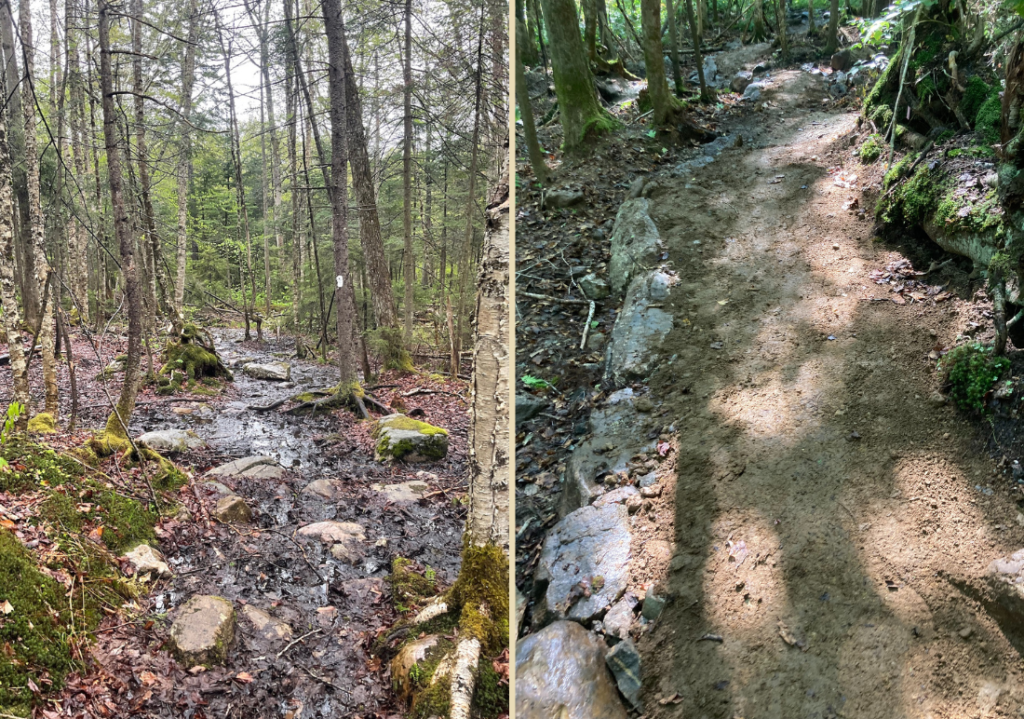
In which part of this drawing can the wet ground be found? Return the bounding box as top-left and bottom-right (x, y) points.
(48, 330), (469, 718)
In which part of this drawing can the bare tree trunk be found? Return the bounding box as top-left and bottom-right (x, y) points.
(515, 41), (549, 185)
(285, 0), (300, 330)
(19, 0), (58, 419)
(96, 0), (143, 447)
(641, 0), (676, 122)
(0, 100), (28, 426)
(322, 0), (357, 391)
(402, 0), (415, 345)
(685, 0), (715, 102)
(666, 0), (684, 95)
(775, 0), (789, 60)
(174, 0), (197, 332)
(824, 0), (839, 53)
(67, 0), (90, 324)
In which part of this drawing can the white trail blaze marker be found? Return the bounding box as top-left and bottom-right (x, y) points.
(336, 275), (344, 289)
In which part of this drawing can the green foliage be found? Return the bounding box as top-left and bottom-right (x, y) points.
(961, 76), (992, 123)
(859, 135), (883, 163)
(521, 374), (554, 390)
(940, 342), (1010, 411)
(975, 93), (1002, 143)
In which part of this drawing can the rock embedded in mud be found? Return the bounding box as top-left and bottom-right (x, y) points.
(587, 332), (606, 351)
(731, 70), (753, 93)
(605, 271), (676, 385)
(642, 584), (667, 620)
(543, 189), (585, 209)
(743, 82), (765, 101)
(579, 273), (610, 301)
(302, 478), (340, 500)
(137, 428), (206, 454)
(534, 504), (632, 628)
(604, 595), (638, 641)
(392, 634), (444, 702)
(168, 595), (235, 667)
(516, 394), (546, 425)
(239, 604), (293, 647)
(983, 549), (1024, 631)
(207, 455), (284, 480)
(608, 199), (663, 297)
(593, 485), (639, 508)
(242, 361), (292, 381)
(125, 543), (172, 580)
(371, 480), (430, 503)
(298, 520), (366, 563)
(214, 495), (252, 523)
(605, 638), (643, 711)
(516, 621), (628, 719)
(373, 414), (449, 462)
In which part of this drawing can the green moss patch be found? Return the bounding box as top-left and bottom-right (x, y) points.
(975, 92), (1002, 144)
(389, 557), (438, 613)
(26, 413), (56, 434)
(0, 438), (87, 494)
(0, 529), (75, 713)
(859, 135), (882, 163)
(446, 542), (509, 654)
(941, 342), (1010, 411)
(961, 76), (992, 123)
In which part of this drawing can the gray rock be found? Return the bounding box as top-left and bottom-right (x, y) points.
(743, 82), (765, 101)
(638, 471), (659, 488)
(604, 595), (638, 641)
(207, 455), (284, 479)
(137, 429), (206, 454)
(516, 393), (546, 425)
(125, 543), (171, 580)
(730, 70), (753, 93)
(593, 485), (639, 508)
(516, 588), (528, 635)
(297, 520), (365, 563)
(984, 549), (1024, 630)
(605, 271), (676, 384)
(831, 48), (854, 72)
(562, 388), (650, 516)
(702, 56), (718, 85)
(626, 176), (647, 199)
(752, 62), (769, 75)
(239, 604), (293, 647)
(373, 414), (449, 462)
(302, 478), (340, 500)
(516, 621), (628, 719)
(242, 361), (292, 381)
(371, 480), (430, 503)
(214, 495), (252, 523)
(579, 273), (610, 301)
(169, 595), (235, 666)
(640, 484), (662, 498)
(606, 638), (643, 711)
(544, 189), (585, 209)
(534, 504), (632, 628)
(642, 584), (667, 620)
(587, 332), (606, 351)
(608, 199), (662, 297)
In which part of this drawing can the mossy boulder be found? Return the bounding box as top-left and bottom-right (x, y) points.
(137, 428), (206, 454)
(168, 595), (235, 667)
(26, 412), (56, 434)
(373, 414), (449, 462)
(157, 324), (232, 395)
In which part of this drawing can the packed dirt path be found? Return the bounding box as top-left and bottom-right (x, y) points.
(634, 63), (1024, 718)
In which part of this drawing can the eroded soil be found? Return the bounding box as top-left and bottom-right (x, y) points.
(518, 45), (1024, 719)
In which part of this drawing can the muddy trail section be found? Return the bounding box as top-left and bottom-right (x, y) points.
(12, 329), (469, 719)
(517, 44), (1024, 719)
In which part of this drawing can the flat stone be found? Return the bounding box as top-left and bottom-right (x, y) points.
(371, 480), (430, 503)
(642, 584), (667, 620)
(638, 472), (659, 488)
(198, 479), (235, 497)
(604, 595), (638, 641)
(516, 394), (546, 425)
(516, 621), (628, 719)
(239, 604), (293, 646)
(214, 495), (252, 523)
(373, 414), (448, 462)
(207, 455), (284, 479)
(297, 520), (366, 544)
(592, 485), (638, 508)
(606, 638), (643, 711)
(608, 199), (662, 297)
(731, 70), (753, 93)
(579, 273), (610, 301)
(137, 429), (205, 454)
(302, 478), (340, 500)
(125, 543), (171, 580)
(534, 504), (632, 628)
(544, 189), (585, 209)
(605, 271), (676, 385)
(242, 361), (292, 381)
(169, 595), (235, 667)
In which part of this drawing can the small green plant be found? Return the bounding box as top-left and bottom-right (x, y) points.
(940, 342), (1010, 411)
(425, 566), (436, 586)
(409, 662), (424, 685)
(0, 402), (24, 470)
(521, 374), (554, 390)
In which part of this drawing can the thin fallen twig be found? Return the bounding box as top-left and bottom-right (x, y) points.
(518, 291), (590, 305)
(276, 628), (322, 659)
(580, 301), (596, 350)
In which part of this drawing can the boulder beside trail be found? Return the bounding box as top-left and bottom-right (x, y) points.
(516, 621), (628, 719)
(124, 543), (172, 581)
(137, 429), (206, 454)
(605, 270), (676, 384)
(242, 361), (292, 381)
(207, 455), (284, 480)
(533, 503), (632, 628)
(608, 199), (662, 297)
(214, 495), (252, 523)
(373, 414), (449, 462)
(168, 595), (235, 666)
(516, 394), (546, 425)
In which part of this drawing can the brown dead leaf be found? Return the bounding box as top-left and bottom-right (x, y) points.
(138, 670), (157, 686)
(234, 671), (254, 684)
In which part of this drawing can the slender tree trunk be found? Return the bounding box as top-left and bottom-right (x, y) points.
(528, 0), (548, 71)
(753, 0), (766, 40)
(402, 0), (415, 345)
(174, 0), (197, 331)
(666, 0), (684, 95)
(260, 82), (271, 314)
(516, 44), (549, 185)
(322, 0), (357, 391)
(775, 0), (789, 60)
(540, 0), (612, 153)
(19, 0), (58, 419)
(825, 0), (839, 53)
(641, 0), (676, 123)
(286, 0), (300, 331)
(0, 100), (28, 426)
(584, 0), (598, 60)
(97, 0), (143, 444)
(685, 0), (715, 102)
(67, 0), (89, 323)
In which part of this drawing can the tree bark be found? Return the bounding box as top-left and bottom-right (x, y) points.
(67, 0), (90, 324)
(540, 0), (612, 153)
(825, 0), (839, 53)
(0, 97), (28, 426)
(19, 0), (58, 418)
(666, 0), (684, 95)
(641, 0), (676, 123)
(516, 41), (549, 185)
(402, 0), (415, 346)
(174, 0), (198, 331)
(97, 0), (143, 444)
(685, 0), (715, 102)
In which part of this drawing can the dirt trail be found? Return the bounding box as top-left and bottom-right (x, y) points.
(55, 331), (468, 718)
(634, 62), (1024, 718)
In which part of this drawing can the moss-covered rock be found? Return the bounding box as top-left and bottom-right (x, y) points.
(155, 325), (232, 396)
(168, 595), (236, 667)
(26, 412), (56, 434)
(373, 414), (449, 462)
(961, 76), (993, 123)
(976, 92), (1002, 143)
(859, 135), (882, 163)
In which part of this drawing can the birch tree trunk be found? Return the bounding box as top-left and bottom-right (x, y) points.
(19, 0), (59, 419)
(0, 100), (28, 426)
(402, 0), (415, 345)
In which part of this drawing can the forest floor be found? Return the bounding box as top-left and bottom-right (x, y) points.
(517, 36), (1024, 719)
(0, 327), (474, 719)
